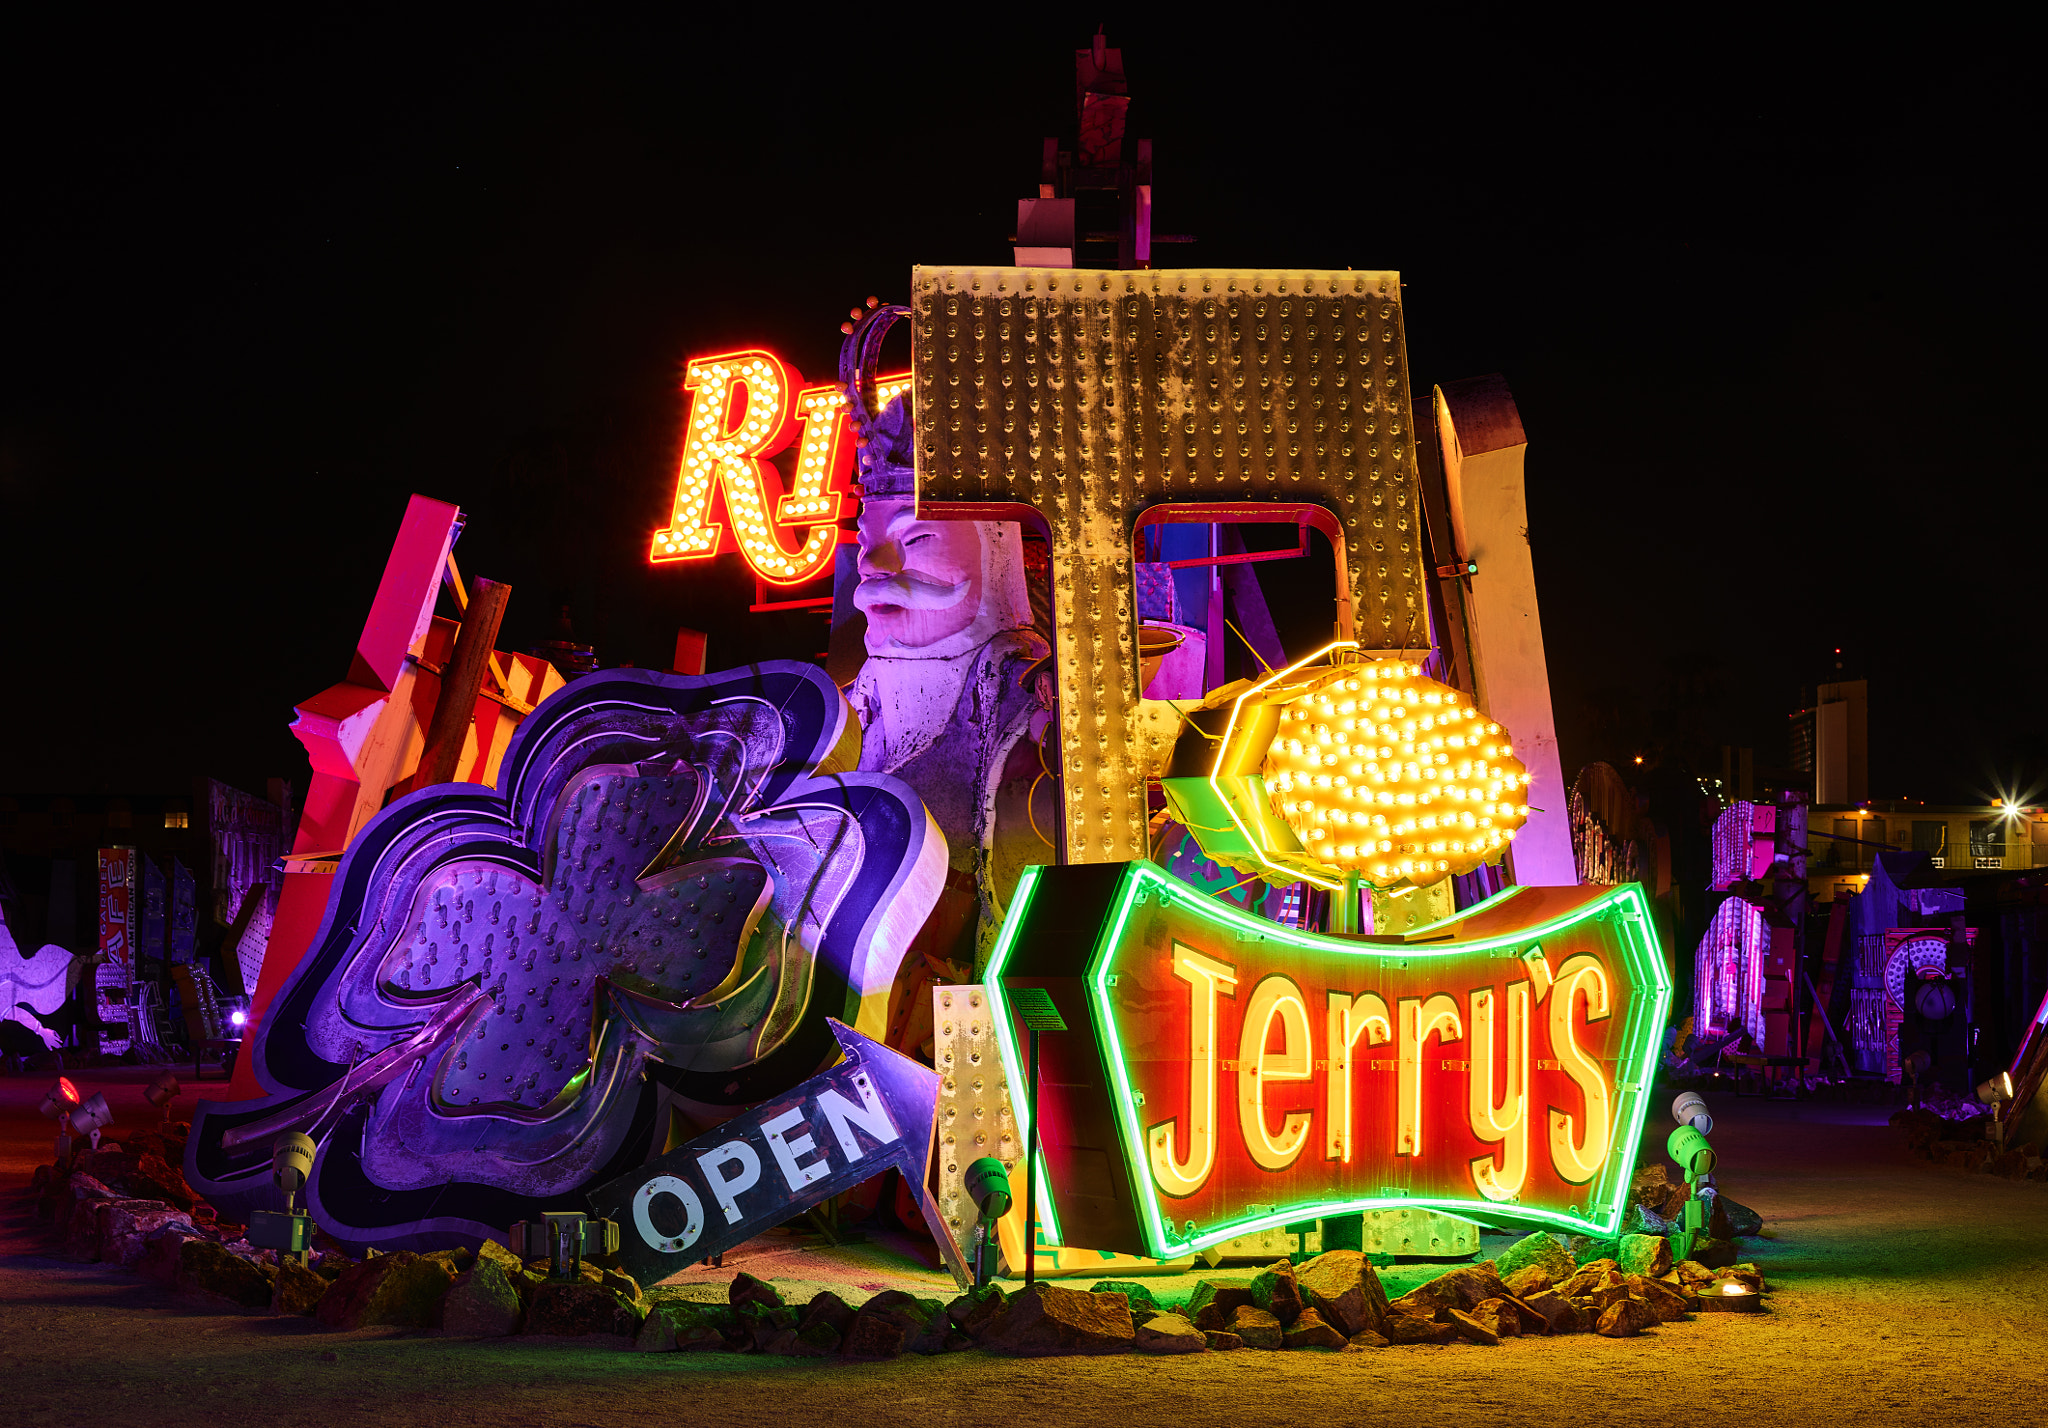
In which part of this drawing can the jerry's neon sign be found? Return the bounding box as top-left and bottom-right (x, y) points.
(987, 863), (1669, 1258)
(648, 348), (908, 586)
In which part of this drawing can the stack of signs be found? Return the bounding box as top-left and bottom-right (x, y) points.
(95, 848), (136, 1055)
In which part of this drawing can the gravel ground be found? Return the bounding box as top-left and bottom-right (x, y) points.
(2, 1067), (2043, 1428)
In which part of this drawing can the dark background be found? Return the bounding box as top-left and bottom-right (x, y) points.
(1, 14), (2038, 808)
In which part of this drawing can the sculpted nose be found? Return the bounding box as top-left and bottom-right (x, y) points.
(857, 539), (903, 577)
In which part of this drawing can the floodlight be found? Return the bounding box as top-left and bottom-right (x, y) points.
(145, 1070), (181, 1109)
(964, 1156), (1012, 1288)
(273, 1132), (316, 1206)
(1976, 1072), (2013, 1106)
(229, 1010), (247, 1029)
(38, 1077), (80, 1121)
(1671, 1091), (1713, 1134)
(1667, 1125), (1716, 1182)
(510, 1211), (619, 1280)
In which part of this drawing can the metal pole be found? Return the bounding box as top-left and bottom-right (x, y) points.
(1024, 1026), (1040, 1290)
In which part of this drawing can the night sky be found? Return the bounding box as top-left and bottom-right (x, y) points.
(2, 16), (2037, 810)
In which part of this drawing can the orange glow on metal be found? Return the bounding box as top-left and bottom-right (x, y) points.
(649, 352), (907, 586)
(58, 1077), (79, 1103)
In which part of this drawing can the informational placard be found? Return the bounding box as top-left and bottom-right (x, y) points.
(587, 1020), (965, 1288)
(97, 847), (134, 968)
(987, 862), (1670, 1260)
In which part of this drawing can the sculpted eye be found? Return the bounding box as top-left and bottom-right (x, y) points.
(904, 532), (938, 547)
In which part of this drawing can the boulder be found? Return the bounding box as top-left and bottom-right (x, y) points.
(806, 1290), (860, 1338)
(636, 1301), (737, 1352)
(1203, 1329), (1244, 1351)
(1134, 1313), (1207, 1354)
(1389, 1261), (1506, 1318)
(1522, 1289), (1588, 1334)
(1281, 1306), (1347, 1350)
(1090, 1280), (1158, 1313)
(944, 1284), (1005, 1339)
(1383, 1309), (1457, 1345)
(1493, 1231), (1576, 1286)
(420, 1248), (474, 1275)
(525, 1281), (644, 1338)
(1595, 1296), (1659, 1338)
(1691, 1237), (1741, 1269)
(1229, 1304), (1283, 1350)
(316, 1251), (458, 1330)
(1249, 1262), (1305, 1323)
(138, 1222), (210, 1286)
(1185, 1280), (1256, 1331)
(981, 1283), (1135, 1356)
(739, 1301), (803, 1354)
(1674, 1259), (1718, 1288)
(1503, 1265), (1553, 1298)
(1709, 1194), (1764, 1239)
(440, 1260), (523, 1336)
(729, 1271), (783, 1311)
(1617, 1234), (1673, 1278)
(122, 1153), (201, 1212)
(1570, 1236), (1621, 1265)
(1345, 1330), (1390, 1349)
(1630, 1162), (1689, 1219)
(476, 1238), (524, 1275)
(1447, 1306), (1500, 1346)
(1627, 1275), (1691, 1323)
(101, 1204), (191, 1268)
(72, 1197), (161, 1262)
(272, 1258), (330, 1317)
(174, 1239), (274, 1309)
(841, 1289), (937, 1359)
(779, 1319), (842, 1357)
(1294, 1250), (1391, 1337)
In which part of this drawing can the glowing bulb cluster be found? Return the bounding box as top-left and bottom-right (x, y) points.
(1262, 660), (1530, 889)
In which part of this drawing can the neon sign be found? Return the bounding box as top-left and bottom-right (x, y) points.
(985, 861), (1668, 1259)
(648, 348), (908, 586)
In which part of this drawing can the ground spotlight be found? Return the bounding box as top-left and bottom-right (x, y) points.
(38, 1077), (80, 1122)
(963, 1156), (1011, 1287)
(1976, 1072), (2013, 1106)
(250, 1132), (319, 1271)
(71, 1093), (114, 1150)
(145, 1071), (181, 1127)
(1672, 1091), (1713, 1134)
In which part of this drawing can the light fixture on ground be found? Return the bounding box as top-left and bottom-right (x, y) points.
(70, 1093), (113, 1151)
(1668, 1121), (1717, 1261)
(39, 1077), (80, 1167)
(250, 1132), (317, 1270)
(144, 1071), (181, 1128)
(963, 1156), (1011, 1288)
(1977, 1072), (2015, 1149)
(510, 1211), (620, 1281)
(1671, 1091), (1713, 1134)
(1696, 1278), (1763, 1313)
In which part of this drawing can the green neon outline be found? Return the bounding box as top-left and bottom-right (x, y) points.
(981, 863), (1062, 1247)
(1081, 862), (1671, 1259)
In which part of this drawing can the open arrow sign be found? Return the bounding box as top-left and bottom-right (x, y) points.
(587, 1020), (967, 1288)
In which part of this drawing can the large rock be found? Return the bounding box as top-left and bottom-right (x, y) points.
(1628, 1275), (1691, 1323)
(316, 1251), (458, 1330)
(807, 1290), (860, 1337)
(944, 1284), (1004, 1340)
(729, 1271), (783, 1310)
(71, 1196), (160, 1261)
(174, 1240), (273, 1309)
(1389, 1261), (1506, 1318)
(1447, 1307), (1500, 1346)
(476, 1238), (524, 1275)
(525, 1281), (643, 1337)
(1294, 1250), (1391, 1337)
(1229, 1304), (1283, 1350)
(981, 1283), (1135, 1356)
(1384, 1310), (1458, 1345)
(138, 1222), (210, 1286)
(1494, 1231), (1576, 1286)
(1185, 1280), (1256, 1331)
(100, 1204), (189, 1268)
(1249, 1262), (1305, 1323)
(272, 1258), (329, 1317)
(1503, 1265), (1553, 1298)
(1595, 1296), (1659, 1338)
(1090, 1280), (1158, 1313)
(1709, 1194), (1764, 1239)
(1522, 1289), (1588, 1334)
(1617, 1234), (1673, 1278)
(1135, 1313), (1206, 1354)
(1281, 1306), (1346, 1350)
(441, 1260), (523, 1336)
(1203, 1329), (1244, 1351)
(842, 1289), (938, 1359)
(636, 1301), (737, 1352)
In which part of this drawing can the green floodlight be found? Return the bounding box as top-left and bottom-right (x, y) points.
(1668, 1124), (1716, 1182)
(963, 1156), (1012, 1288)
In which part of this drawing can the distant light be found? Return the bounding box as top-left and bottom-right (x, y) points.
(230, 1010), (247, 1028)
(1633, 756), (1644, 765)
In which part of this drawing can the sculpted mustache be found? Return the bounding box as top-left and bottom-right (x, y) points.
(853, 573), (972, 610)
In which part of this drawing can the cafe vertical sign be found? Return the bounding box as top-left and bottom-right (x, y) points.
(987, 863), (1670, 1259)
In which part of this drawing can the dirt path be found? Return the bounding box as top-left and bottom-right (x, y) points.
(2, 1072), (2043, 1428)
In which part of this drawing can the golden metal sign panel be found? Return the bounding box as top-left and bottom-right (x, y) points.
(911, 266), (1431, 865)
